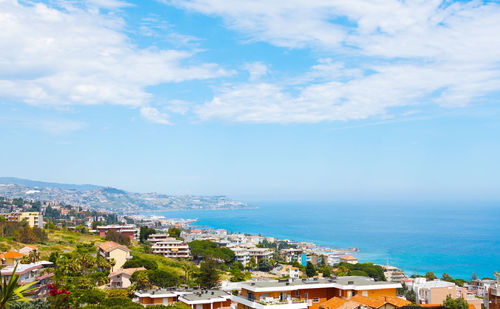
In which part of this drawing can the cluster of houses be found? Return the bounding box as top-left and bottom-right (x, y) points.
(181, 228), (360, 268)
(134, 275), (406, 309)
(0, 245), (54, 298)
(132, 274), (500, 309)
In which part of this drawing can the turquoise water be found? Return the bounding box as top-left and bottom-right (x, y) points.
(156, 201), (500, 280)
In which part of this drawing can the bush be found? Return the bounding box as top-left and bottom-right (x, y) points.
(105, 230), (131, 246)
(148, 269), (179, 288)
(123, 257), (158, 270)
(74, 288), (106, 305)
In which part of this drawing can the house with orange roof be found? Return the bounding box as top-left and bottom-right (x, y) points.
(98, 241), (131, 272)
(340, 255), (359, 265)
(0, 251), (26, 266)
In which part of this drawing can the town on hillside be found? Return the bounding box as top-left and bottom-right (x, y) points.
(0, 196), (498, 309)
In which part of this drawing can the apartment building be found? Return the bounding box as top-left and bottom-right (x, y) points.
(488, 273), (500, 309)
(407, 278), (456, 305)
(381, 266), (405, 283)
(97, 224), (139, 240)
(233, 248), (250, 266)
(232, 276), (401, 309)
(5, 212), (43, 228)
(248, 248), (273, 262)
(98, 241), (131, 272)
(147, 233), (172, 244)
(151, 237), (190, 259)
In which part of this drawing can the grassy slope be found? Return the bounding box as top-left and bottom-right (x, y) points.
(0, 229), (106, 259)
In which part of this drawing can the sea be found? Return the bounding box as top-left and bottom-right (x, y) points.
(156, 201), (500, 280)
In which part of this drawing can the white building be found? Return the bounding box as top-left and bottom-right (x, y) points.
(289, 267), (300, 279)
(233, 248), (251, 266)
(151, 238), (190, 259)
(408, 278), (457, 304)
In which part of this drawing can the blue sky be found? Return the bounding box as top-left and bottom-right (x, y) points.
(1, 0), (499, 202)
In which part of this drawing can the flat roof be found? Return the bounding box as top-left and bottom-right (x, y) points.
(180, 290), (230, 303)
(241, 276), (401, 292)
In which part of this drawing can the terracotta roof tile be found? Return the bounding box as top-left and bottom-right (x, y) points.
(320, 297), (348, 309)
(350, 295), (385, 308)
(98, 241), (130, 253)
(2, 251), (26, 259)
(375, 296), (412, 307)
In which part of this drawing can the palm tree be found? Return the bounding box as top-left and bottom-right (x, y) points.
(0, 264), (38, 309)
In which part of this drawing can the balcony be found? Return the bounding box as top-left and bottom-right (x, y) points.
(491, 286), (500, 297)
(231, 295), (308, 309)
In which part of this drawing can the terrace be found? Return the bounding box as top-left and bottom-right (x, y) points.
(231, 294), (308, 309)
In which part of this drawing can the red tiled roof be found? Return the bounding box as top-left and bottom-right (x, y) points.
(375, 296), (412, 307)
(350, 295), (385, 308)
(98, 241), (130, 253)
(2, 251), (26, 259)
(320, 297), (348, 309)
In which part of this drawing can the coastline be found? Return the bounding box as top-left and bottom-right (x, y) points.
(140, 202), (500, 280)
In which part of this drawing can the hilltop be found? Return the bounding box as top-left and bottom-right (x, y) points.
(0, 177), (251, 214)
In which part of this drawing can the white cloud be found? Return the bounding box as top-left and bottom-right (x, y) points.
(0, 0), (230, 122)
(243, 62), (268, 81)
(171, 0), (500, 123)
(140, 106), (171, 125)
(0, 116), (86, 135)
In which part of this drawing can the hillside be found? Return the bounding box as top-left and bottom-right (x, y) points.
(0, 177), (251, 214)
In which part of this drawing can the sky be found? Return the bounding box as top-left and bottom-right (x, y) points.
(1, 0), (500, 202)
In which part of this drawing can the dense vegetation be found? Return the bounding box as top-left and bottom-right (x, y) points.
(188, 240), (235, 263)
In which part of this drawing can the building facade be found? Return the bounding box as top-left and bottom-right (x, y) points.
(97, 224), (139, 240)
(5, 212), (43, 228)
(488, 273), (500, 309)
(232, 276), (401, 309)
(151, 237), (190, 259)
(98, 241), (131, 272)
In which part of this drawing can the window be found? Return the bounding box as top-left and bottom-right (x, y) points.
(295, 290), (300, 297)
(304, 293), (308, 301)
(313, 298), (320, 303)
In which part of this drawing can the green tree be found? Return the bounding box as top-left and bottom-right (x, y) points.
(248, 257), (257, 270)
(139, 226), (157, 243)
(230, 264), (246, 282)
(168, 228), (181, 239)
(426, 272), (437, 280)
(350, 270), (369, 277)
(258, 259), (273, 272)
(406, 289), (416, 304)
(305, 262), (317, 277)
(105, 230), (130, 246)
(443, 295), (468, 309)
(131, 270), (151, 290)
(198, 258), (220, 289)
(147, 270), (179, 288)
